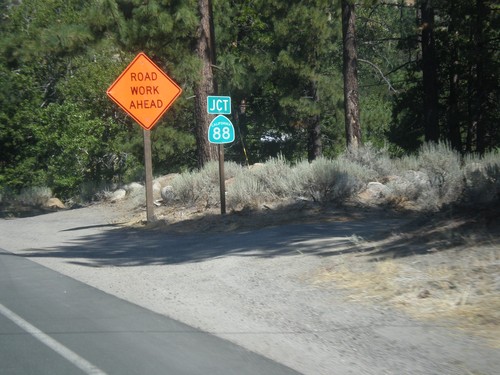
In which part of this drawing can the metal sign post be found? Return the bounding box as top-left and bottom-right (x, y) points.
(207, 99), (235, 215)
(218, 144), (226, 215)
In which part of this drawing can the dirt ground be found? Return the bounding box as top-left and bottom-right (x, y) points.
(125, 199), (500, 347)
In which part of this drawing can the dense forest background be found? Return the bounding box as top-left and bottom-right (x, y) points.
(0, 0), (498, 200)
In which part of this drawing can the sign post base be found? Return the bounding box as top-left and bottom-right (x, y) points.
(143, 130), (155, 223)
(218, 144), (226, 215)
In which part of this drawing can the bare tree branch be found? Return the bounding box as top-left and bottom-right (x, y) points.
(358, 58), (398, 93)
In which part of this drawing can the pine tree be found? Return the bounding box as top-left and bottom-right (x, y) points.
(216, 0), (341, 161)
(193, 0), (218, 167)
(419, 0), (439, 143)
(341, 0), (362, 149)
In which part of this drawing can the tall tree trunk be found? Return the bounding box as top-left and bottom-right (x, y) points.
(194, 0), (218, 167)
(448, 58), (461, 151)
(447, 5), (461, 151)
(308, 80), (322, 161)
(341, 0), (362, 150)
(420, 0), (439, 142)
(473, 0), (487, 154)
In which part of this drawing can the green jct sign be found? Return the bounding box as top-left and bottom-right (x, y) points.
(207, 96), (231, 115)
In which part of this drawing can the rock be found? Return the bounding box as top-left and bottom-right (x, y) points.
(125, 182), (144, 193)
(417, 289), (431, 299)
(357, 182), (392, 205)
(153, 174), (178, 188)
(43, 197), (66, 210)
(249, 163), (264, 171)
(110, 189), (126, 203)
(124, 183), (144, 200)
(367, 182), (392, 199)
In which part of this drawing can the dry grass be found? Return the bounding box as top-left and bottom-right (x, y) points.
(313, 210), (500, 348)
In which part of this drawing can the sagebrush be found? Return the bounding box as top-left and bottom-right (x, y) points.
(163, 143), (500, 212)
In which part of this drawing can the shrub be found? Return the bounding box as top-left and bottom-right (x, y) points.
(226, 171), (263, 209)
(418, 142), (464, 207)
(17, 186), (53, 206)
(172, 161), (239, 208)
(170, 143), (490, 212)
(391, 142), (464, 210)
(339, 143), (394, 178)
(293, 157), (366, 203)
(172, 171), (213, 207)
(226, 156), (297, 208)
(223, 161), (244, 180)
(0, 186), (14, 205)
(385, 170), (432, 207)
(463, 150), (500, 204)
(251, 155), (296, 199)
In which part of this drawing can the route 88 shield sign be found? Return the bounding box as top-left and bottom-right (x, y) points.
(208, 115), (235, 144)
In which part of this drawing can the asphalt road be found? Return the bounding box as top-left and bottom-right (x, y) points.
(0, 248), (300, 375)
(1, 205), (499, 374)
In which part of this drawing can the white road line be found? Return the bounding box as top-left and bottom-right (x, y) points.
(0, 302), (108, 375)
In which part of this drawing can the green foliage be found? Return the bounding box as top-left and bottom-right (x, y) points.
(389, 0), (500, 153)
(1, 0), (498, 204)
(215, 0), (343, 161)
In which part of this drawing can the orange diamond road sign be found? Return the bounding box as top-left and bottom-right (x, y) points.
(107, 52), (182, 130)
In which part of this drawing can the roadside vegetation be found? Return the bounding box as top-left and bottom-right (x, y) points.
(166, 142), (499, 213)
(2, 142), (499, 215)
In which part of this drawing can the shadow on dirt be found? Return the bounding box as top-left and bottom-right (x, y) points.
(0, 203), (60, 219)
(18, 202), (499, 268)
(360, 204), (500, 260)
(19, 206), (406, 267)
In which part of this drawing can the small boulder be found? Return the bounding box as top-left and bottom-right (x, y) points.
(366, 182), (392, 199)
(249, 163), (264, 171)
(125, 182), (144, 193)
(125, 183), (144, 200)
(357, 182), (392, 205)
(154, 173), (178, 188)
(417, 289), (431, 299)
(110, 189), (127, 203)
(43, 197), (66, 210)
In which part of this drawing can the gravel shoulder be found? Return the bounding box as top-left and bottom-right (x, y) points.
(1, 201), (499, 375)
